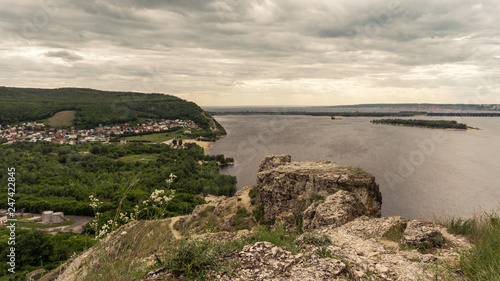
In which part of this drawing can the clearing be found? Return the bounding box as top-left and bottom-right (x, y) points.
(47, 110), (76, 127)
(126, 131), (190, 144)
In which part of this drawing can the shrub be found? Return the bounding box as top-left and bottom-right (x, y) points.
(248, 186), (259, 199)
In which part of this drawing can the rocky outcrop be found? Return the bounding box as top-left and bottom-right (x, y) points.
(257, 155), (382, 231)
(49, 155), (472, 281)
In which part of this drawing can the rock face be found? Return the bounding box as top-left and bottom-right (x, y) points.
(257, 155), (382, 231)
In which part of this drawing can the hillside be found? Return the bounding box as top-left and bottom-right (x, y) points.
(0, 87), (223, 133)
(41, 155), (497, 281)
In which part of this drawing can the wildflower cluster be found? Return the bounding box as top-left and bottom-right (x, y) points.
(165, 173), (177, 186)
(87, 174), (177, 239)
(88, 195), (103, 236)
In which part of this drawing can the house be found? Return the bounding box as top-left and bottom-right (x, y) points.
(120, 137), (127, 145)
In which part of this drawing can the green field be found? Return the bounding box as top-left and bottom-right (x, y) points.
(47, 110), (76, 127)
(126, 131), (191, 143)
(120, 154), (159, 162)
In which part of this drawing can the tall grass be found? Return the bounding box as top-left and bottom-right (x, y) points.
(449, 212), (500, 280)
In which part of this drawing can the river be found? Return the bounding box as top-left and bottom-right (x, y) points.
(206, 115), (500, 220)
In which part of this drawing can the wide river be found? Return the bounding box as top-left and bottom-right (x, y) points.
(206, 115), (500, 220)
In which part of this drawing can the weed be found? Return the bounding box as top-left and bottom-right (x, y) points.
(252, 204), (265, 223)
(448, 218), (475, 236)
(315, 247), (333, 258)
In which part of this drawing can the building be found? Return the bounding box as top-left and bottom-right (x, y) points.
(120, 137), (127, 145)
(41, 211), (65, 224)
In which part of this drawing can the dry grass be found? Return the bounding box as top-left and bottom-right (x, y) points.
(79, 220), (174, 281)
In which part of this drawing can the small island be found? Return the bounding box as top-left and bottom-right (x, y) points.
(371, 118), (474, 130)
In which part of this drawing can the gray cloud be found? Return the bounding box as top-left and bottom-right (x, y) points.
(0, 0), (499, 105)
(45, 50), (83, 62)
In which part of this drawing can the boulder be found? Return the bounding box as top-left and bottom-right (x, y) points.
(302, 191), (366, 230)
(400, 220), (445, 250)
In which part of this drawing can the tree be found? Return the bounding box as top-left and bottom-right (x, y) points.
(17, 230), (54, 266)
(172, 139), (178, 146)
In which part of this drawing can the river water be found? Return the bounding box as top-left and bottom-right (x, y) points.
(206, 115), (500, 220)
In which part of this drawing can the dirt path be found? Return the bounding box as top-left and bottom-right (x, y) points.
(169, 215), (189, 240)
(238, 188), (252, 209)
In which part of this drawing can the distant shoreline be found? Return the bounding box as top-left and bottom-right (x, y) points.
(371, 123), (479, 130)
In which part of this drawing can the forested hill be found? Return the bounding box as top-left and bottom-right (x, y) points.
(0, 87), (217, 130)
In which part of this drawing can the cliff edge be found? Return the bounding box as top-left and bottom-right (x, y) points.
(46, 155), (471, 281)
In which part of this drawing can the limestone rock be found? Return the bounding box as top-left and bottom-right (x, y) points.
(341, 216), (409, 239)
(302, 191), (366, 230)
(258, 154), (292, 172)
(400, 220), (445, 250)
(216, 241), (347, 281)
(257, 155), (382, 230)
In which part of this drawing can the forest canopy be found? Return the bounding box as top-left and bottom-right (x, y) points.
(0, 87), (216, 130)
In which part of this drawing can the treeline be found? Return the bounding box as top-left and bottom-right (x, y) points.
(209, 111), (426, 117)
(0, 87), (219, 133)
(371, 119), (468, 129)
(0, 142), (236, 226)
(0, 228), (95, 278)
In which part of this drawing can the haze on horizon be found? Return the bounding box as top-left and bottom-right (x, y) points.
(0, 0), (499, 106)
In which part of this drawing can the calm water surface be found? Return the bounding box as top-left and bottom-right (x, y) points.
(207, 115), (500, 220)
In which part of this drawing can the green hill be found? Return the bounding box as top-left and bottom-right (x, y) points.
(0, 87), (220, 132)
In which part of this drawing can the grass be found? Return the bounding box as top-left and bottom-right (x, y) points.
(47, 110), (76, 127)
(120, 154), (159, 162)
(16, 218), (75, 229)
(451, 212), (500, 280)
(159, 223), (298, 280)
(299, 232), (332, 246)
(126, 131), (190, 144)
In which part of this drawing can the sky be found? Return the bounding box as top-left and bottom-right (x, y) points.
(0, 0), (499, 106)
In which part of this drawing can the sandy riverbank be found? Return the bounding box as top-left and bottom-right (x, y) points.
(180, 139), (214, 149)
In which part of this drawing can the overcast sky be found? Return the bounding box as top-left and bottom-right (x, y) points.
(1, 0), (499, 106)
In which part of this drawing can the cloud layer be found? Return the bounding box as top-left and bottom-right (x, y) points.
(0, 0), (499, 105)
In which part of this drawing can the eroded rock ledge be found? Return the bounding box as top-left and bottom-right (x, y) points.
(257, 155), (382, 232)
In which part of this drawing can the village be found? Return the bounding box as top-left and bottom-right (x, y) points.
(0, 119), (199, 145)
